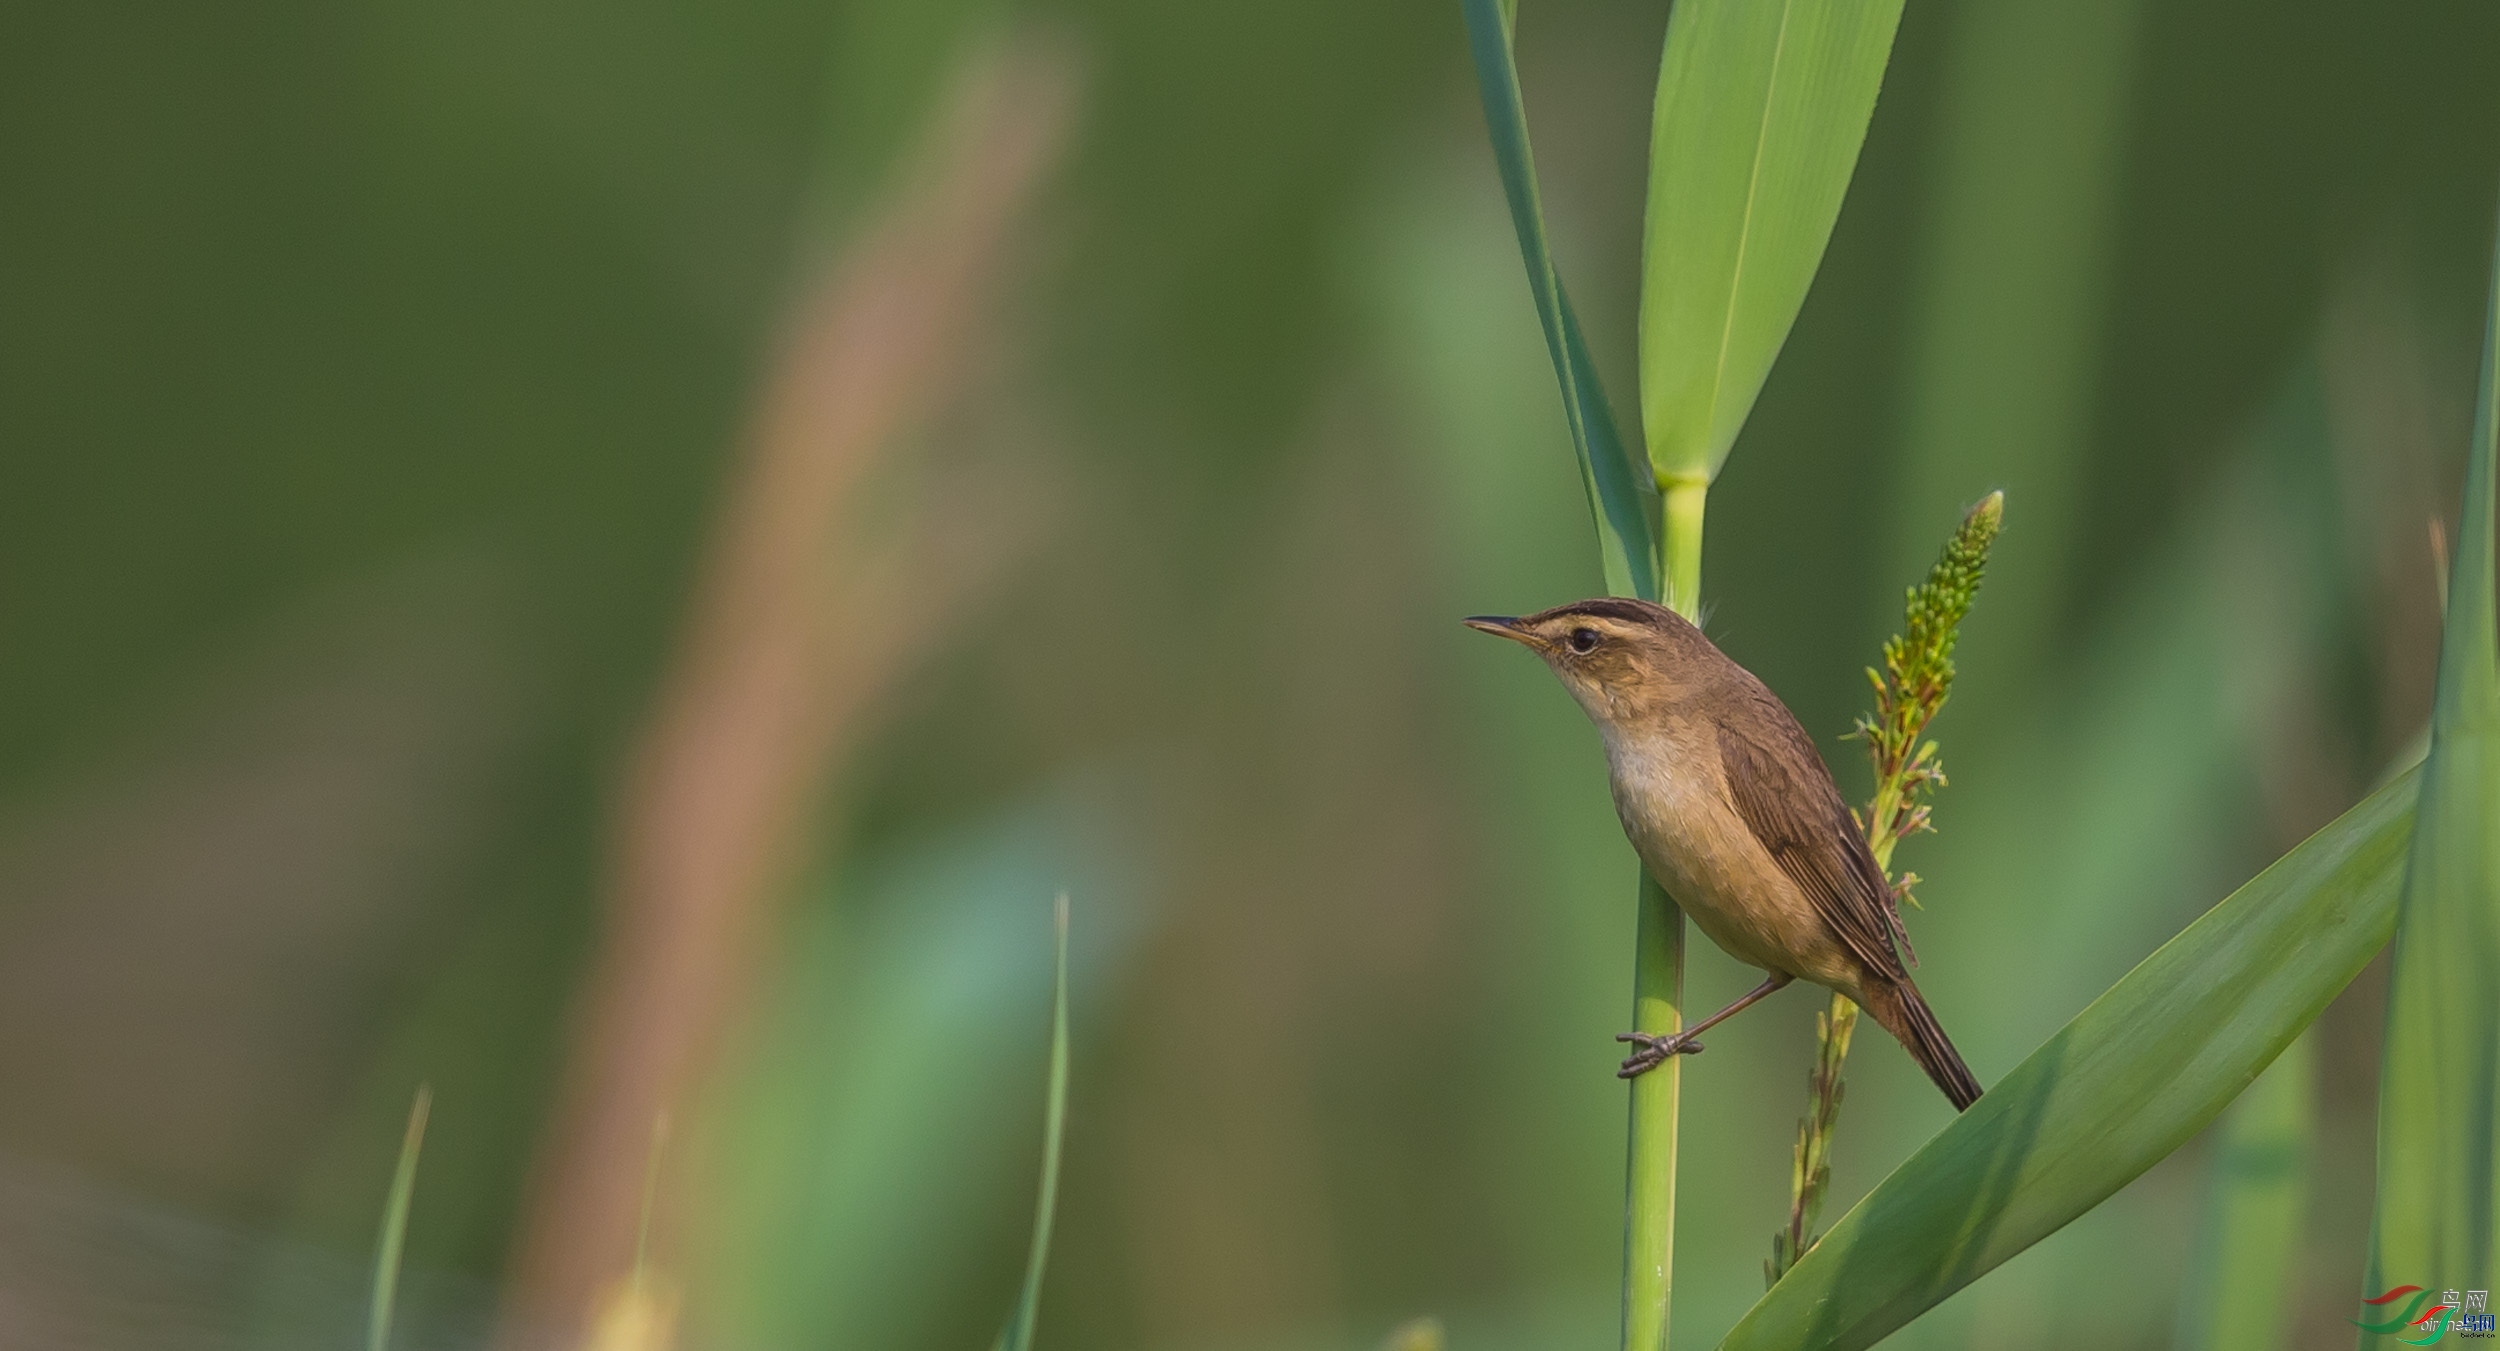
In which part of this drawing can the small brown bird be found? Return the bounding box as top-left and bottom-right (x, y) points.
(1468, 597), (1983, 1110)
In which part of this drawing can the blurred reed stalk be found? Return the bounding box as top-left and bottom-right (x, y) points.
(498, 33), (1075, 1346)
(2171, 1033), (2312, 1351)
(1767, 493), (1999, 1284)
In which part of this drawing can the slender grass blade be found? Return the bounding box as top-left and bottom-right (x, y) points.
(367, 1085), (432, 1351)
(1459, 0), (1659, 602)
(2362, 208), (2500, 1339)
(1638, 0), (1905, 486)
(993, 891), (1072, 1351)
(1720, 768), (2420, 1351)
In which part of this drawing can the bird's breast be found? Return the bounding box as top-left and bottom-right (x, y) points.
(1603, 728), (1739, 902)
(1601, 722), (1836, 979)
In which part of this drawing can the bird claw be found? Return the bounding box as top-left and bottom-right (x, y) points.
(1615, 1030), (1704, 1077)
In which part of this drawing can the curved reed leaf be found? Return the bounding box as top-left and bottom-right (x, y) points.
(2362, 207), (2500, 1337)
(1720, 767), (2420, 1351)
(1638, 0), (1905, 487)
(1459, 0), (1659, 602)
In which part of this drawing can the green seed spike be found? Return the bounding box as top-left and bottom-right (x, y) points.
(1772, 494), (2002, 1284)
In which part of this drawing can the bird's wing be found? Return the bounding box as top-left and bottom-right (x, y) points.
(1714, 687), (1905, 983)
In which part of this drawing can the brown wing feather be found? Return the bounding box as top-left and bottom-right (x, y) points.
(1714, 683), (1905, 983)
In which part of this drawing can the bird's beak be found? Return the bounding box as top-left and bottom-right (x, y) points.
(1463, 615), (1538, 647)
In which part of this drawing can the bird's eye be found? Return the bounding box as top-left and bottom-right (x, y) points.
(1566, 627), (1601, 654)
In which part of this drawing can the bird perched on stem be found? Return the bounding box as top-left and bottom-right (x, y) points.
(1466, 599), (1983, 1110)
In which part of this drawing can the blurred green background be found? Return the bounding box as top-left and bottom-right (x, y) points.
(2, 0), (2497, 1348)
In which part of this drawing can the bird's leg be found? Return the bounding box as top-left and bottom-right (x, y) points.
(1617, 973), (1793, 1078)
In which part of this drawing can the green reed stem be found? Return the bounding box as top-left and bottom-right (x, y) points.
(1623, 874), (1686, 1351)
(1625, 485), (1704, 1351)
(1659, 478), (1707, 621)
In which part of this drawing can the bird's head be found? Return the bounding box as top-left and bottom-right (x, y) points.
(1464, 597), (1711, 728)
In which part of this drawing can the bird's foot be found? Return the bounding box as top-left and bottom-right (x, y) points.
(1615, 1030), (1704, 1078)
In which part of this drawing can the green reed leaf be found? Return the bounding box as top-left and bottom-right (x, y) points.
(1460, 0), (1660, 602)
(1722, 766), (2420, 1351)
(2361, 204), (2500, 1339)
(1639, 0), (1905, 488)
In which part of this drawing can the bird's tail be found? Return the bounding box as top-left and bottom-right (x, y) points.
(1860, 978), (1983, 1111)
